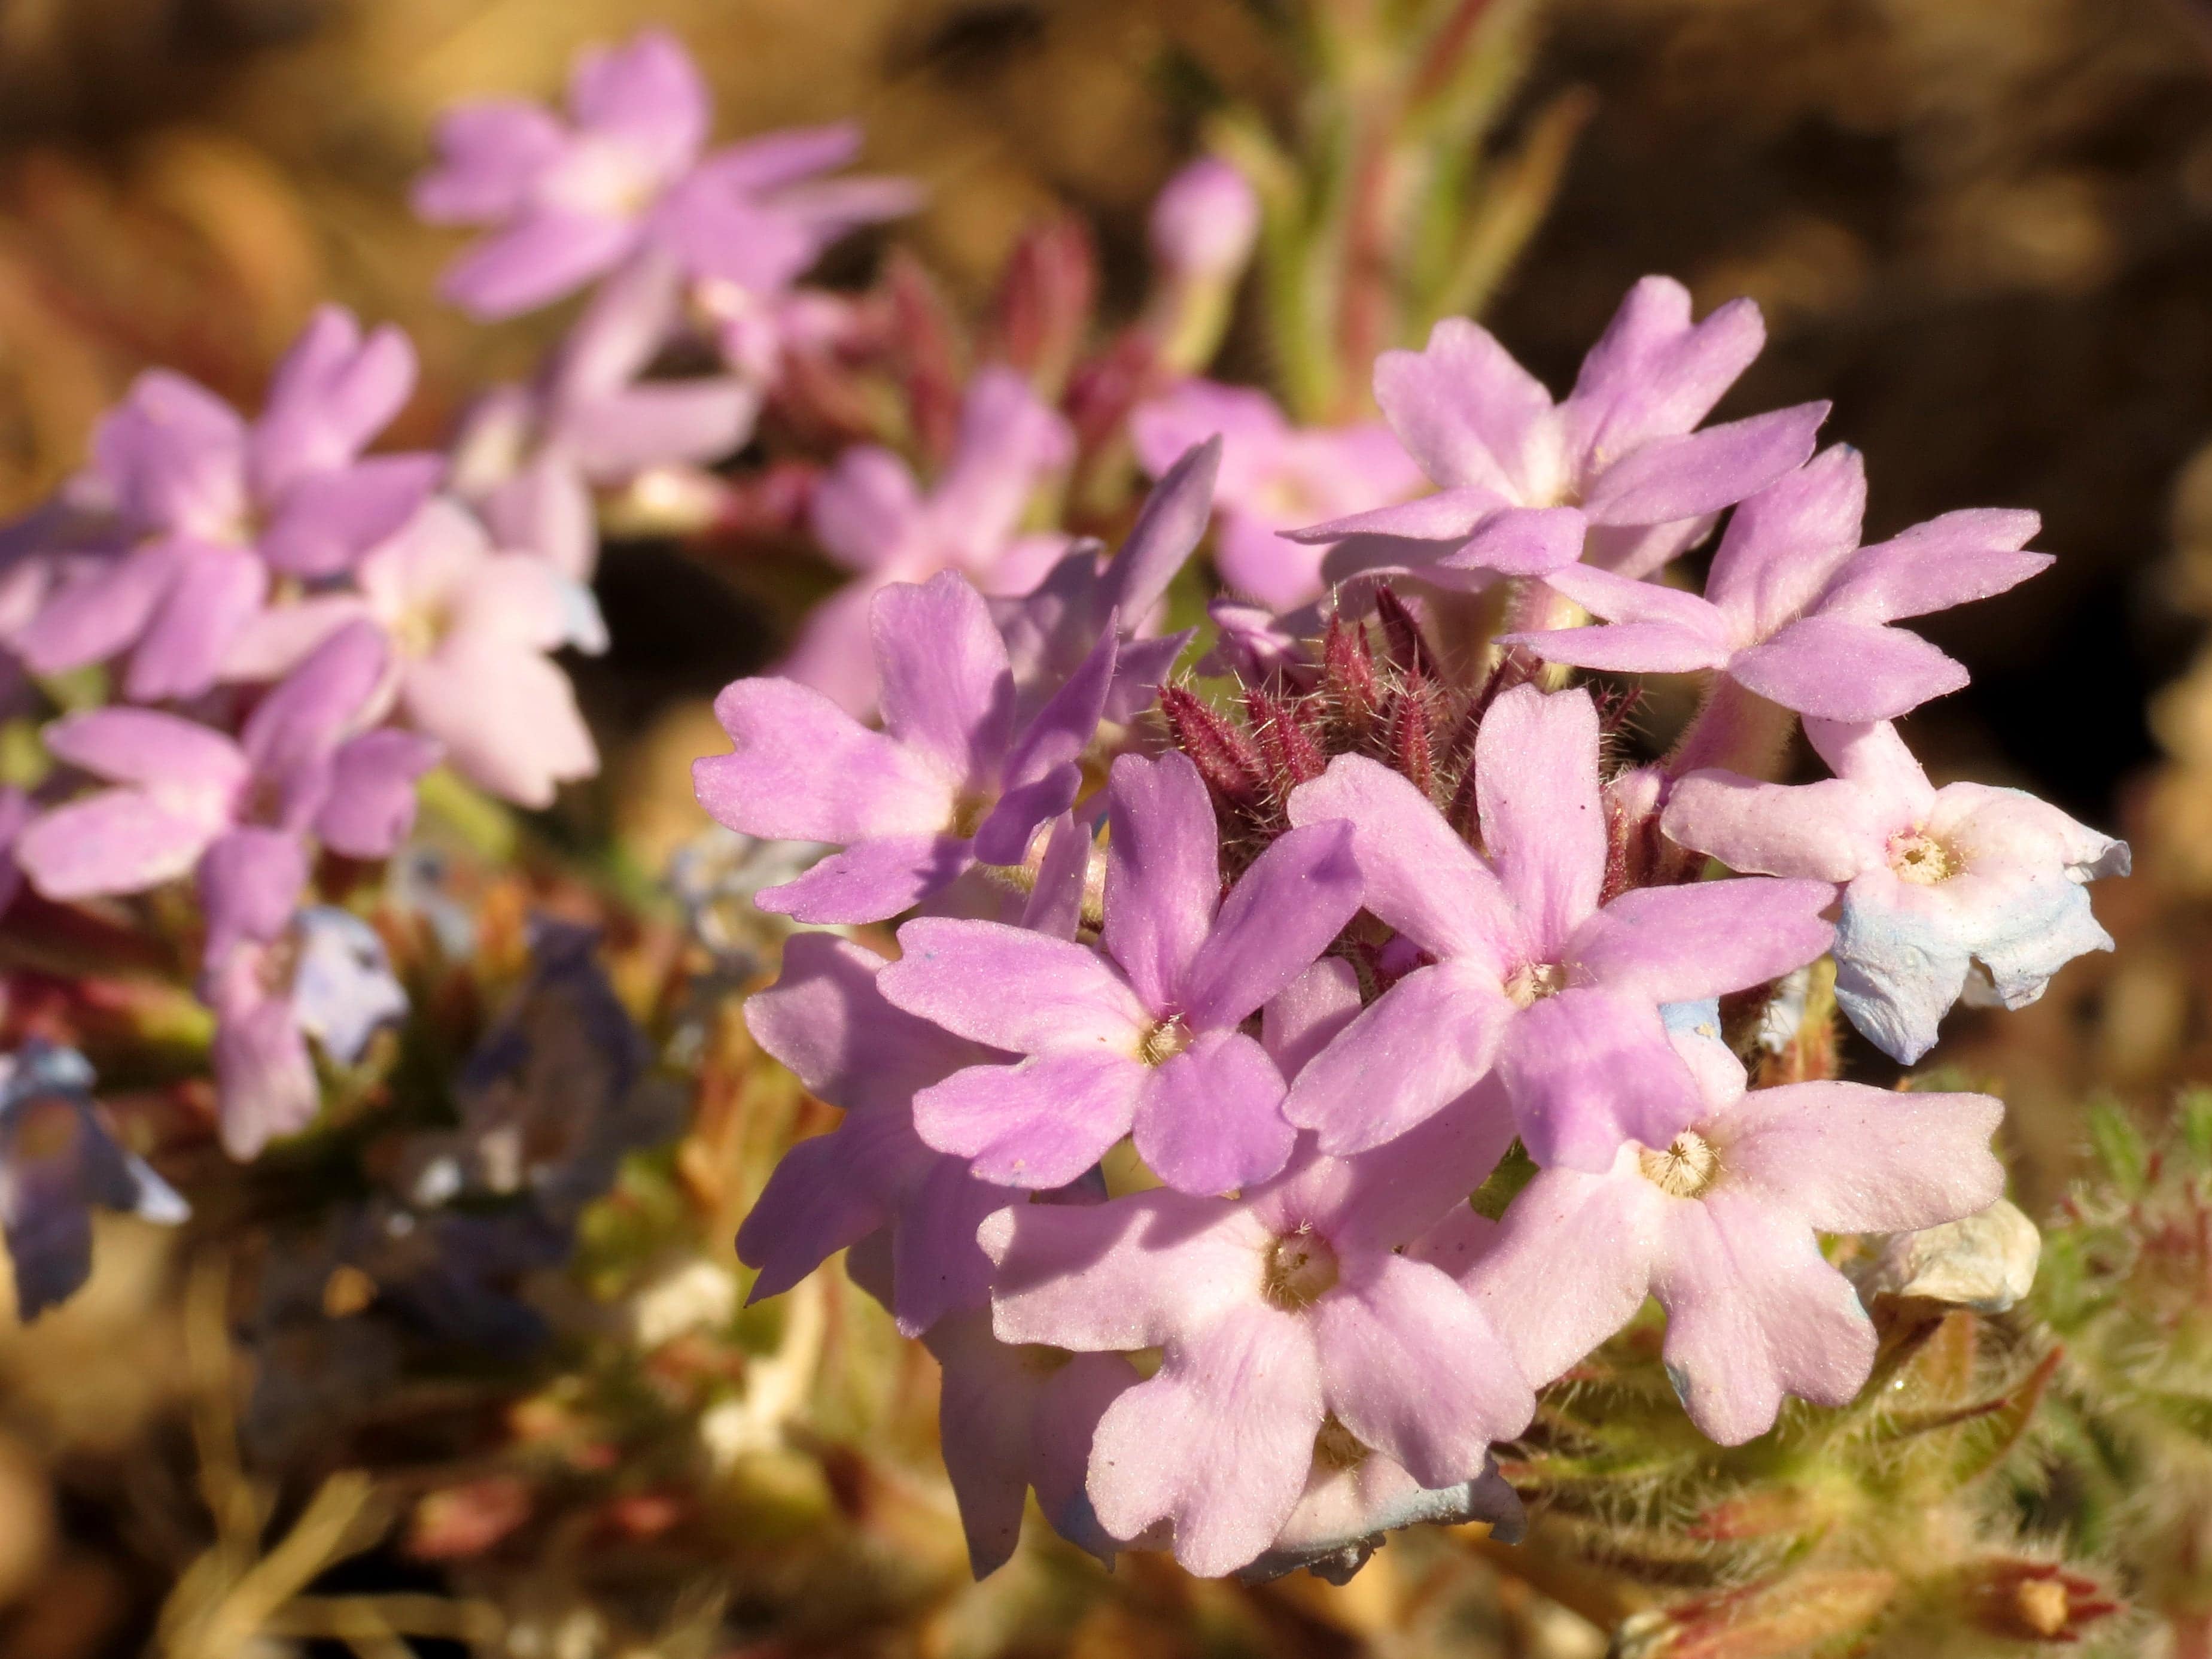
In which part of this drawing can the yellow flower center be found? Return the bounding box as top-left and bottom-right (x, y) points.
(1888, 831), (1957, 885)
(1262, 1227), (1340, 1311)
(1139, 1015), (1193, 1067)
(1638, 1132), (1720, 1199)
(1505, 961), (1567, 1008)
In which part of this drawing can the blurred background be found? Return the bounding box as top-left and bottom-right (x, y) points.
(2, 0), (2212, 1653)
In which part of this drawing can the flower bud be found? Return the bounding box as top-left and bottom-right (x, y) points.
(1149, 157), (1261, 282)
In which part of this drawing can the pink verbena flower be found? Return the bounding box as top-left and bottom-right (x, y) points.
(1285, 276), (1826, 587)
(17, 309), (439, 700)
(786, 367), (1075, 715)
(1510, 445), (2051, 722)
(355, 500), (601, 809)
(736, 931), (1017, 1339)
(880, 749), (1363, 1195)
(1283, 683), (1834, 1171)
(415, 29), (914, 321)
(695, 571), (1116, 924)
(206, 908), (409, 1159)
(1663, 717), (2128, 1062)
(981, 1104), (1533, 1578)
(451, 253), (760, 581)
(15, 622), (433, 949)
(992, 437), (1214, 727)
(1131, 380), (1425, 610)
(1465, 1026), (2006, 1443)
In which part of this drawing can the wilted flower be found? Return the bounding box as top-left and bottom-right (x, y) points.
(0, 1041), (186, 1318)
(1664, 715), (2127, 1060)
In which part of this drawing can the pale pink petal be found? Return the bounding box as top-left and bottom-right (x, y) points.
(1087, 1304), (1323, 1575)
(1541, 561), (1733, 636)
(756, 835), (975, 925)
(1510, 618), (1733, 675)
(1465, 1159), (1664, 1385)
(1373, 318), (1557, 497)
(982, 1186), (1264, 1350)
(1032, 1352), (1140, 1563)
(14, 542), (177, 676)
(892, 1156), (1011, 1333)
(1102, 752), (1221, 1016)
(1180, 820), (1362, 1032)
(1805, 718), (1939, 825)
(1498, 989), (1702, 1171)
(401, 645), (596, 808)
(1813, 508), (2047, 625)
(1660, 772), (1891, 882)
(260, 456), (442, 579)
(1018, 812), (1091, 941)
(1727, 615), (1967, 721)
(16, 791), (223, 898)
(1716, 1082), (2004, 1233)
(1313, 1254), (1532, 1487)
(1134, 1031), (1294, 1196)
(694, 676), (951, 842)
(44, 707), (247, 790)
(1568, 877), (1835, 1002)
(930, 1314), (1045, 1575)
(810, 447), (922, 572)
(872, 573), (1014, 791)
(1288, 755), (1522, 973)
(1283, 962), (1512, 1156)
(735, 1123), (902, 1304)
(439, 209), (640, 321)
(568, 29), (708, 175)
(1431, 505), (1590, 578)
(1565, 278), (1765, 464)
(1700, 445), (1867, 641)
(915, 1051), (1144, 1189)
(123, 540), (266, 701)
(1581, 403), (1827, 527)
(1652, 1188), (1876, 1444)
(745, 933), (987, 1113)
(1262, 958), (1363, 1081)
(412, 100), (566, 222)
(1287, 487), (1511, 545)
(883, 917), (1150, 1053)
(1477, 685), (1607, 956)
(197, 827), (309, 964)
(316, 730), (440, 859)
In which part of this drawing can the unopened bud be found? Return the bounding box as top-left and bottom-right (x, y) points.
(1968, 1559), (2122, 1643)
(1149, 157), (1261, 281)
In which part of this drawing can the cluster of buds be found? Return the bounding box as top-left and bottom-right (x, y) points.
(704, 274), (2131, 1584)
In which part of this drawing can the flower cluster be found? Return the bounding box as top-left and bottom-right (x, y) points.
(708, 274), (2125, 1582)
(0, 30), (920, 1173)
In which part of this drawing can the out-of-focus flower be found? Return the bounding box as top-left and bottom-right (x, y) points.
(14, 309), (440, 700)
(1131, 381), (1424, 609)
(208, 906), (409, 1159)
(404, 920), (668, 1226)
(357, 501), (601, 809)
(785, 368), (1075, 714)
(1664, 716), (2126, 1061)
(1512, 446), (2051, 722)
(984, 1105), (1533, 1578)
(450, 254), (760, 581)
(1467, 1028), (2006, 1443)
(736, 933), (1011, 1338)
(1284, 685), (1833, 1171)
(882, 750), (1364, 1195)
(16, 622), (433, 956)
(993, 437), (1216, 725)
(0, 1041), (186, 1319)
(1288, 276), (1825, 588)
(695, 570), (1116, 924)
(415, 29), (914, 322)
(1149, 157), (1261, 284)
